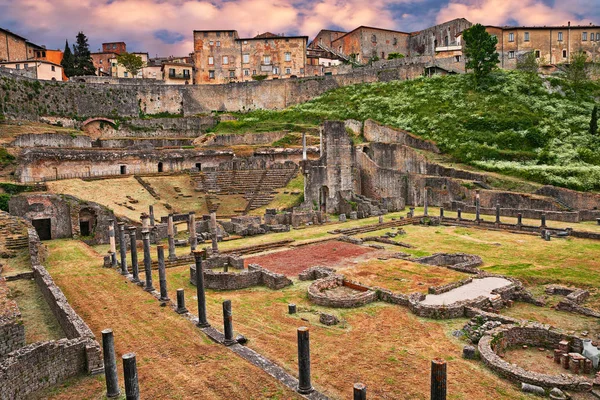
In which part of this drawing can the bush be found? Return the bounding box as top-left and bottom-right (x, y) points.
(0, 194), (9, 212)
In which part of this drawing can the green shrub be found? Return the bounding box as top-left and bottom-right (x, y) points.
(0, 194), (10, 211)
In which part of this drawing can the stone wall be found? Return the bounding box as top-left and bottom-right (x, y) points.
(190, 262), (292, 290)
(478, 324), (592, 391)
(363, 119), (440, 153)
(1, 63), (426, 121)
(11, 133), (93, 148)
(535, 185), (600, 211)
(307, 275), (377, 308)
(445, 201), (581, 222)
(0, 279), (25, 357)
(204, 131), (289, 147)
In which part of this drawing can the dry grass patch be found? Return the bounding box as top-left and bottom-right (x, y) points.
(39, 239), (299, 400)
(339, 258), (468, 293)
(6, 279), (64, 343)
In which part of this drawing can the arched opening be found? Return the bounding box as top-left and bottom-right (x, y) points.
(79, 208), (97, 237)
(319, 186), (329, 212)
(158, 162), (163, 173)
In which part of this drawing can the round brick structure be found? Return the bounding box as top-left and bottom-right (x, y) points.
(308, 276), (377, 308)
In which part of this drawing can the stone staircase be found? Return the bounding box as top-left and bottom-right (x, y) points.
(5, 235), (29, 250)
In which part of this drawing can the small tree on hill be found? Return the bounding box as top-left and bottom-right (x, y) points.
(61, 40), (75, 77)
(562, 50), (589, 91)
(516, 51), (539, 75)
(72, 32), (96, 76)
(116, 52), (144, 78)
(591, 105), (598, 136)
(463, 23), (500, 86)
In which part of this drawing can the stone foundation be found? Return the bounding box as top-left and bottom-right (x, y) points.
(190, 262), (291, 291)
(307, 275), (377, 308)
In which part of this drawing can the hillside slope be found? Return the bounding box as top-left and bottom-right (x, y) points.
(215, 71), (600, 191)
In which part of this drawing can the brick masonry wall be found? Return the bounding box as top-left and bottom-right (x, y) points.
(0, 279), (25, 357)
(190, 262), (292, 290)
(307, 276), (377, 308)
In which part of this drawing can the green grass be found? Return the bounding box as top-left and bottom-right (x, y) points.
(209, 70), (600, 190)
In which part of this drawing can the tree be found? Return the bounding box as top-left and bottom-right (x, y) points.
(591, 105), (598, 136)
(463, 23), (500, 86)
(61, 40), (75, 77)
(562, 50), (589, 91)
(387, 53), (405, 60)
(116, 52), (144, 78)
(72, 32), (96, 76)
(516, 51), (539, 75)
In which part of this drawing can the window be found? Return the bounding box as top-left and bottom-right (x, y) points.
(244, 69), (249, 76)
(558, 32), (563, 41)
(508, 32), (514, 42)
(112, 44), (116, 49)
(208, 56), (214, 65)
(273, 67), (279, 75)
(524, 32), (530, 42)
(216, 41), (221, 47)
(393, 37), (398, 45)
(454, 55), (461, 62)
(592, 34), (596, 42)
(285, 68), (291, 74)
(563, 49), (567, 58)
(24, 63), (28, 69)
(228, 32), (233, 37)
(508, 51), (515, 59)
(222, 56), (229, 65)
(209, 41), (214, 46)
(229, 70), (235, 78)
(15, 64), (20, 70)
(338, 46), (342, 52)
(51, 65), (55, 72)
(252, 70), (256, 75)
(285, 52), (291, 62)
(183, 70), (190, 78)
(42, 51), (46, 58)
(216, 32), (221, 37)
(583, 32), (588, 41)
(243, 40), (248, 44)
(112, 62), (117, 67)
(535, 50), (540, 58)
(204, 32), (208, 37)
(371, 34), (377, 43)
(169, 68), (175, 77)
(300, 68), (304, 74)
(263, 55), (271, 65)
(209, 70), (215, 79)
(99, 59), (103, 64)
(99, 67), (103, 72)
(597, 33), (600, 41)
(243, 53), (249, 63)
(124, 72), (128, 77)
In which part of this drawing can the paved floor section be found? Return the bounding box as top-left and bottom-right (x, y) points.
(420, 277), (512, 306)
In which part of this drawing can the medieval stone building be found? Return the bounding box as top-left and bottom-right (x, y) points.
(193, 30), (307, 84)
(486, 23), (600, 68)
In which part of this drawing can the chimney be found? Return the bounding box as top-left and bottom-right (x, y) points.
(568, 21), (571, 27)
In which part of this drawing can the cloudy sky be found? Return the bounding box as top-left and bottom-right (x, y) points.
(0, 0), (598, 57)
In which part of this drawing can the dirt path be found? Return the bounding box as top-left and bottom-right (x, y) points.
(40, 239), (299, 400)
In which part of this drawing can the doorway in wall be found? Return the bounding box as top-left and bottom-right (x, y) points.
(32, 218), (51, 240)
(158, 162), (164, 173)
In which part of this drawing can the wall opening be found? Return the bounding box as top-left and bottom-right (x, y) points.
(120, 165), (127, 175)
(319, 186), (329, 212)
(195, 163), (202, 171)
(158, 162), (163, 173)
(32, 218), (52, 240)
(79, 208), (97, 237)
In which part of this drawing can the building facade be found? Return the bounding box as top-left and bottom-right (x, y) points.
(331, 27), (410, 64)
(110, 52), (149, 78)
(162, 62), (193, 84)
(486, 23), (600, 69)
(0, 60), (63, 81)
(193, 30), (307, 84)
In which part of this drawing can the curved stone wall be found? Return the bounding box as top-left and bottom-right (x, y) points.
(478, 324), (592, 391)
(307, 276), (377, 308)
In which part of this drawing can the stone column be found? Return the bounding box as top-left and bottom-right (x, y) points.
(128, 227), (140, 284)
(122, 353), (140, 400)
(149, 205), (155, 227)
(140, 213), (150, 229)
(288, 304), (297, 314)
(302, 132), (307, 161)
(167, 214), (176, 261)
(297, 326), (314, 394)
(457, 209), (462, 220)
(189, 212), (197, 251)
(495, 203), (501, 224)
(176, 288), (188, 314)
(439, 207), (444, 218)
(108, 220), (117, 268)
(409, 207), (415, 218)
(142, 230), (155, 292)
(194, 250), (210, 328)
(541, 213), (547, 228)
(319, 127), (323, 157)
(353, 383), (367, 400)
(517, 213), (523, 227)
(423, 187), (429, 216)
(210, 212), (219, 254)
(475, 190), (481, 222)
(222, 300), (235, 346)
(102, 329), (120, 398)
(118, 223), (128, 275)
(430, 358), (447, 400)
(157, 245), (169, 302)
(114, 220), (121, 253)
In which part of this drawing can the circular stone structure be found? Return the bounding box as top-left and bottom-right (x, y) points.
(478, 324), (593, 391)
(308, 275), (377, 308)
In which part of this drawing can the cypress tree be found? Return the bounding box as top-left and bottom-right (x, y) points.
(591, 105), (598, 136)
(72, 32), (96, 76)
(61, 40), (75, 77)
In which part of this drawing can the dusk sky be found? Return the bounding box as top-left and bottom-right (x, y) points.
(1, 0), (598, 57)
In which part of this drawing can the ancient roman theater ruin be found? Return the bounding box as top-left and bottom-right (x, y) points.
(1, 67), (600, 400)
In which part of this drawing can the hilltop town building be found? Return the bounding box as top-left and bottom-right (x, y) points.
(0, 60), (63, 81)
(193, 30), (307, 84)
(331, 26), (410, 63)
(162, 61), (193, 84)
(109, 52), (149, 79)
(486, 23), (600, 69)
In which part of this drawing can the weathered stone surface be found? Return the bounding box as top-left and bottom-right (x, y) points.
(319, 313), (339, 326)
(462, 345), (477, 359)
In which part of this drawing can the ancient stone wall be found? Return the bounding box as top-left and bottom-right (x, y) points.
(11, 133), (93, 148)
(478, 324), (592, 391)
(0, 279), (25, 357)
(363, 119), (440, 153)
(0, 63), (426, 121)
(445, 201), (583, 222)
(205, 131), (288, 147)
(190, 262), (291, 290)
(535, 185), (600, 211)
(307, 276), (377, 308)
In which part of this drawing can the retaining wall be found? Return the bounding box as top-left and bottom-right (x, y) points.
(0, 279), (24, 357)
